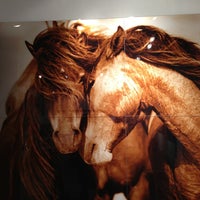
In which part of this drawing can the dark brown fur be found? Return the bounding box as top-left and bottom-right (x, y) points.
(86, 25), (200, 199)
(0, 22), (103, 200)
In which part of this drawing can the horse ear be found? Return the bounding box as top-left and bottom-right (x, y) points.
(117, 26), (124, 33)
(108, 26), (125, 57)
(52, 21), (58, 27)
(45, 21), (50, 28)
(25, 41), (36, 57)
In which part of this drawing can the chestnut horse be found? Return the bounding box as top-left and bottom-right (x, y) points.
(81, 25), (200, 199)
(0, 23), (100, 200)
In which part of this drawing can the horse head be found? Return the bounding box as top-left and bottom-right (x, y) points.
(46, 90), (85, 154)
(79, 26), (148, 164)
(81, 53), (147, 164)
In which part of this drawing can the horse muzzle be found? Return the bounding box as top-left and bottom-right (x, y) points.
(83, 142), (113, 165)
(52, 132), (82, 154)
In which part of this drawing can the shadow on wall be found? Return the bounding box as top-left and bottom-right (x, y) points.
(0, 22), (46, 129)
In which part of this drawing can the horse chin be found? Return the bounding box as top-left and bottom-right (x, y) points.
(54, 143), (79, 154)
(52, 134), (81, 154)
(57, 148), (78, 154)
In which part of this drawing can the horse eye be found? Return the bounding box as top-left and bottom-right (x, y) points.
(73, 129), (81, 135)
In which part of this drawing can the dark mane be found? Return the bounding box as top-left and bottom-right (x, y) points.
(32, 23), (106, 78)
(15, 86), (56, 199)
(18, 24), (94, 199)
(2, 22), (106, 199)
(0, 85), (56, 199)
(31, 22), (108, 100)
(99, 25), (200, 89)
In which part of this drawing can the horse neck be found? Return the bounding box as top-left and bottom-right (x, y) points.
(138, 61), (200, 164)
(142, 64), (200, 130)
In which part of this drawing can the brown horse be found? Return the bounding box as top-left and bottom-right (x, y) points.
(0, 22), (101, 200)
(81, 25), (200, 199)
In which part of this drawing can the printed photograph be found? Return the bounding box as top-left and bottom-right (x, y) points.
(0, 14), (200, 200)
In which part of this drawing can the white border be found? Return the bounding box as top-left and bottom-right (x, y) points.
(0, 0), (200, 22)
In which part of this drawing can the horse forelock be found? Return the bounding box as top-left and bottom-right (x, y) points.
(32, 23), (104, 72)
(123, 25), (200, 89)
(30, 23), (108, 102)
(83, 26), (127, 93)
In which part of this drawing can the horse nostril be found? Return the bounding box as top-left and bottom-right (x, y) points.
(53, 131), (59, 136)
(91, 143), (96, 153)
(73, 129), (81, 135)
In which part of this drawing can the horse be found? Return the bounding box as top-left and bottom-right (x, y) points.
(0, 22), (101, 200)
(79, 24), (179, 199)
(81, 25), (200, 199)
(0, 21), (189, 199)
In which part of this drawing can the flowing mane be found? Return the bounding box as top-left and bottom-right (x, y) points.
(31, 22), (107, 75)
(96, 25), (200, 89)
(125, 25), (200, 89)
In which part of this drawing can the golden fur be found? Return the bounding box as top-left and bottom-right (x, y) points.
(84, 25), (200, 200)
